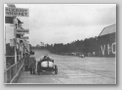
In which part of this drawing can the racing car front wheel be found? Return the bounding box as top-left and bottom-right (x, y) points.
(54, 65), (58, 74)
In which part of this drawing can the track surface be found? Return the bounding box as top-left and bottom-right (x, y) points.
(17, 49), (116, 84)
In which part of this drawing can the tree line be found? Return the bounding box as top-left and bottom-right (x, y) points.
(32, 32), (115, 57)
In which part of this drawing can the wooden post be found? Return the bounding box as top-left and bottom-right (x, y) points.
(14, 18), (18, 64)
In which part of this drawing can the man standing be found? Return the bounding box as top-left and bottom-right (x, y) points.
(28, 56), (36, 74)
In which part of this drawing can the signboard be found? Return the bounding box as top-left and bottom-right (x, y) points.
(5, 17), (14, 24)
(21, 36), (29, 39)
(5, 7), (29, 17)
(16, 29), (29, 34)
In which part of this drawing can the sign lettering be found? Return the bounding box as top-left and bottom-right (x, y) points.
(100, 42), (116, 56)
(5, 7), (29, 17)
(100, 45), (106, 56)
(112, 42), (116, 54)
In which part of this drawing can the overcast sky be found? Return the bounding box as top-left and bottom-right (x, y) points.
(5, 4), (116, 46)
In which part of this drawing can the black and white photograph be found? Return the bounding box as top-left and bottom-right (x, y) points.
(4, 4), (116, 84)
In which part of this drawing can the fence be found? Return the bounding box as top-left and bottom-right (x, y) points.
(4, 56), (24, 83)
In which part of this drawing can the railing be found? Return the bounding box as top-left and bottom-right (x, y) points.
(4, 57), (24, 83)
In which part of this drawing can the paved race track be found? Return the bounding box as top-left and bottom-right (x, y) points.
(17, 49), (116, 84)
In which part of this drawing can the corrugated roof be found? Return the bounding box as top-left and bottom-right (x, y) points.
(99, 24), (116, 36)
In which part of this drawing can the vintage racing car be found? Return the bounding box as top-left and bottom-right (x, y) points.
(37, 56), (58, 75)
(79, 54), (85, 58)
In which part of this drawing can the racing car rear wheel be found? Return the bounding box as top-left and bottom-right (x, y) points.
(54, 65), (58, 74)
(37, 64), (41, 75)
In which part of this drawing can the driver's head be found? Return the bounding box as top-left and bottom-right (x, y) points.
(44, 55), (48, 59)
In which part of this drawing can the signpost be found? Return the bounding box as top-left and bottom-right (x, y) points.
(5, 4), (29, 65)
